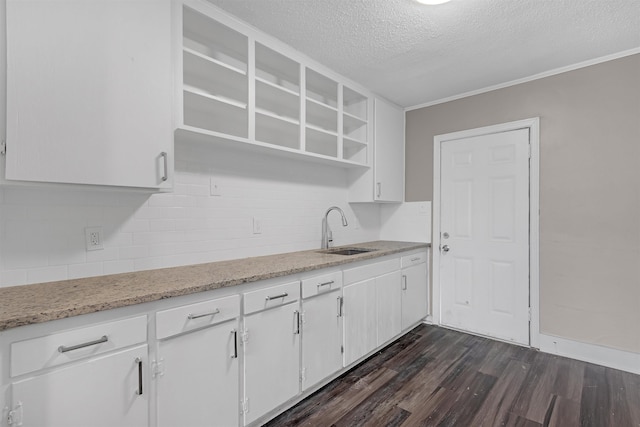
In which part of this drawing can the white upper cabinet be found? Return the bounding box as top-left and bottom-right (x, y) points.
(373, 97), (405, 202)
(5, 0), (173, 189)
(348, 97), (405, 203)
(175, 0), (372, 168)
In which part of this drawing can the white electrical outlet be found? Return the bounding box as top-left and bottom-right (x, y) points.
(85, 226), (104, 251)
(252, 217), (262, 234)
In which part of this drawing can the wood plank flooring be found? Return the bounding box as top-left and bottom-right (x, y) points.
(266, 325), (640, 427)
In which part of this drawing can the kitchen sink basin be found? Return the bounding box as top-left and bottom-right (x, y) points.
(319, 247), (377, 256)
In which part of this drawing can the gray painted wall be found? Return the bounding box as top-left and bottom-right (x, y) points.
(406, 54), (640, 354)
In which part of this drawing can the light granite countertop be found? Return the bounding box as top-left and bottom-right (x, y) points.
(0, 241), (429, 332)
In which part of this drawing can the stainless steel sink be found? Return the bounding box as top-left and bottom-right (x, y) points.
(319, 247), (377, 256)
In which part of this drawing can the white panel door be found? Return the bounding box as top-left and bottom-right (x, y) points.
(440, 129), (530, 344)
(301, 289), (343, 391)
(243, 303), (300, 425)
(401, 263), (428, 330)
(376, 271), (402, 346)
(157, 322), (239, 427)
(373, 97), (405, 202)
(343, 279), (377, 366)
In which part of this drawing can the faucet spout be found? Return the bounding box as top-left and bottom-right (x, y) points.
(322, 206), (348, 249)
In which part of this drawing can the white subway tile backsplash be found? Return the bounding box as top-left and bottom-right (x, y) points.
(119, 245), (149, 260)
(102, 260), (134, 275)
(86, 247), (120, 263)
(68, 262), (104, 280)
(27, 265), (68, 285)
(0, 269), (27, 288)
(133, 257), (167, 272)
(0, 149), (382, 287)
(148, 218), (176, 232)
(48, 250), (86, 267)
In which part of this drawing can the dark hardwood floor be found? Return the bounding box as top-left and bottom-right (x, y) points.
(266, 324), (640, 427)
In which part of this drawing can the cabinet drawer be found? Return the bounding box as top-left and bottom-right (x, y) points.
(343, 258), (400, 285)
(156, 294), (240, 340)
(301, 271), (342, 299)
(244, 281), (300, 315)
(401, 251), (427, 268)
(11, 315), (147, 377)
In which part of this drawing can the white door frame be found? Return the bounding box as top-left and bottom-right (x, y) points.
(432, 117), (540, 348)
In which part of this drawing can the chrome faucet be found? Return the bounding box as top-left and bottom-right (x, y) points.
(321, 206), (348, 249)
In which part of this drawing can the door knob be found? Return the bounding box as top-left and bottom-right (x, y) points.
(442, 245), (450, 253)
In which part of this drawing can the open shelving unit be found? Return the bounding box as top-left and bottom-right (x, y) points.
(176, 1), (371, 168)
(182, 5), (248, 138)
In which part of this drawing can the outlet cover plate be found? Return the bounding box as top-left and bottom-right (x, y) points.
(85, 226), (104, 251)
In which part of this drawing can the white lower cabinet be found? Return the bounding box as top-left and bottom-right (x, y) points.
(6, 315), (148, 427)
(242, 281), (301, 425)
(10, 344), (148, 427)
(401, 251), (429, 330)
(0, 248), (429, 427)
(343, 258), (402, 366)
(155, 295), (240, 427)
(300, 271), (343, 391)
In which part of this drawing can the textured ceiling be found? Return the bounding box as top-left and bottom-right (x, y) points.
(206, 0), (640, 108)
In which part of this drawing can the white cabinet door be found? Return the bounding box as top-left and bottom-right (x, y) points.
(301, 289), (342, 391)
(402, 263), (429, 330)
(157, 322), (239, 427)
(243, 303), (300, 425)
(373, 97), (404, 202)
(11, 345), (148, 427)
(342, 279), (377, 366)
(5, 0), (172, 188)
(348, 97), (404, 202)
(376, 270), (402, 346)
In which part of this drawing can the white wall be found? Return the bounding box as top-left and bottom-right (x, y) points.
(0, 142), (382, 287)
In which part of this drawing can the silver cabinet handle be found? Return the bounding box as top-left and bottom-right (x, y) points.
(187, 309), (220, 320)
(230, 329), (238, 359)
(442, 245), (450, 253)
(135, 357), (143, 396)
(317, 280), (334, 288)
(411, 257), (420, 262)
(376, 182), (382, 198)
(266, 292), (288, 301)
(160, 152), (168, 182)
(58, 335), (108, 353)
(402, 275), (408, 290)
(337, 296), (343, 317)
(293, 310), (300, 334)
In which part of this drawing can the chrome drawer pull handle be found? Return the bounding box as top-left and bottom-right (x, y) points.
(265, 292), (288, 301)
(317, 280), (334, 288)
(187, 309), (220, 320)
(411, 257), (420, 261)
(402, 275), (408, 290)
(58, 335), (108, 353)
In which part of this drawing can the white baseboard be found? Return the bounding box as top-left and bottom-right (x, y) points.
(539, 333), (640, 375)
